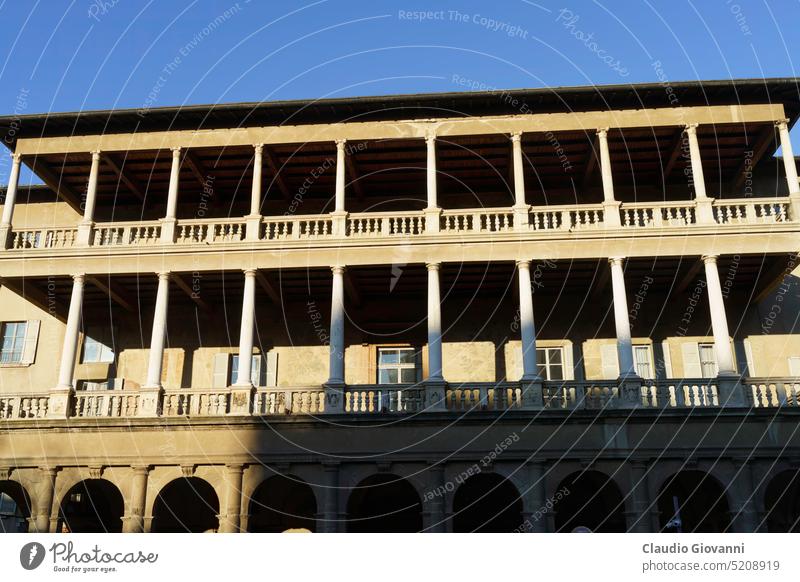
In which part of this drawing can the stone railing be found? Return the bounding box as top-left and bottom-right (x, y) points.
(3, 377), (800, 420)
(6, 196), (794, 253)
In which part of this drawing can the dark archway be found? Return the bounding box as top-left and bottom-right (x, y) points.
(657, 471), (731, 532)
(453, 473), (523, 532)
(347, 474), (422, 532)
(152, 477), (219, 533)
(764, 470), (800, 532)
(248, 475), (317, 532)
(58, 479), (123, 533)
(555, 471), (626, 532)
(0, 481), (32, 533)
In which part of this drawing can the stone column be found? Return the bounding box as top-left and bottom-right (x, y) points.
(230, 269), (256, 415)
(33, 467), (57, 533)
(521, 461), (548, 532)
(122, 466), (149, 533)
(50, 274), (84, 417)
(140, 272), (170, 415)
(702, 255), (745, 406)
(77, 150), (101, 246)
(425, 262), (446, 410)
(325, 266), (346, 412)
(0, 152), (21, 248)
(331, 139), (347, 236)
(609, 257), (641, 407)
(729, 459), (760, 532)
(219, 464), (244, 533)
(598, 128), (621, 227)
(422, 463), (447, 532)
(776, 119), (800, 220)
(160, 147), (181, 242)
(511, 132), (530, 229)
(424, 133), (441, 233)
(625, 460), (655, 532)
(246, 144), (263, 241)
(517, 260), (543, 408)
(318, 462), (341, 532)
(686, 124), (714, 223)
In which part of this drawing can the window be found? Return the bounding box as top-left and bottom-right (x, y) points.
(82, 335), (115, 363)
(698, 343), (717, 377)
(634, 345), (654, 379)
(378, 348), (419, 384)
(1, 322), (27, 364)
(230, 354), (267, 387)
(536, 347), (564, 380)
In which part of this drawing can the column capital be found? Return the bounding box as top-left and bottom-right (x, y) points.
(331, 265), (346, 275)
(701, 254), (719, 265)
(90, 150), (101, 160)
(71, 273), (85, 284)
(170, 146), (181, 156)
(515, 259), (531, 269)
(510, 131), (523, 142)
(426, 262), (441, 272)
(156, 271), (171, 281)
(10, 152), (21, 163)
(425, 131), (436, 143)
(776, 118), (790, 130)
(225, 463), (245, 474)
(608, 256), (625, 267)
(131, 465), (151, 475)
(684, 123), (699, 134)
(243, 268), (258, 277)
(253, 143), (264, 153)
(597, 127), (609, 137)
(335, 138), (347, 148)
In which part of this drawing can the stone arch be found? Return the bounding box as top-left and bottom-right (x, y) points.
(763, 470), (800, 532)
(452, 472), (523, 532)
(151, 477), (219, 533)
(347, 473), (422, 533)
(554, 470), (626, 532)
(0, 480), (32, 533)
(57, 479), (124, 533)
(248, 474), (317, 533)
(657, 470), (731, 532)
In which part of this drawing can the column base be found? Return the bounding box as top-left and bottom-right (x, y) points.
(121, 514), (145, 533)
(330, 211), (348, 237)
(617, 373), (643, 408)
(76, 221), (94, 246)
(0, 224), (11, 249)
(136, 386), (163, 417)
(789, 194), (800, 222)
(229, 385), (254, 415)
(244, 214), (262, 241)
(696, 198), (716, 224)
(216, 514), (241, 533)
(519, 378), (544, 409)
(423, 379), (447, 412)
(423, 207), (442, 233)
(160, 217), (177, 243)
(512, 204), (530, 230)
(602, 200), (622, 227)
(717, 374), (747, 408)
(323, 382), (345, 414)
(47, 388), (73, 418)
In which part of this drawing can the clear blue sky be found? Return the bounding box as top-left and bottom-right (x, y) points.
(1, 0), (799, 184)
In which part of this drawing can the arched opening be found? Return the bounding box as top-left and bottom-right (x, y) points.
(347, 474), (422, 533)
(57, 479), (123, 533)
(152, 477), (219, 533)
(657, 471), (730, 532)
(248, 475), (317, 533)
(0, 481), (32, 533)
(764, 470), (800, 532)
(452, 473), (523, 532)
(555, 471), (626, 532)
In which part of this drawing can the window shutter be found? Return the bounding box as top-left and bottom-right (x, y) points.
(661, 341), (672, 379)
(600, 343), (620, 379)
(212, 353), (230, 388)
(743, 339), (755, 376)
(788, 356), (800, 377)
(266, 351), (278, 387)
(250, 354), (264, 387)
(681, 342), (702, 378)
(563, 344), (575, 380)
(20, 320), (40, 364)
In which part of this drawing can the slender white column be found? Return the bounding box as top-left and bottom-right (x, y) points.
(235, 269), (257, 386)
(250, 144), (263, 216)
(55, 274), (85, 390)
(777, 119), (800, 195)
(511, 132), (526, 207)
(598, 128), (616, 203)
(426, 134), (438, 209)
(165, 147), (181, 219)
(686, 124), (708, 200)
(517, 260), (540, 381)
(82, 151), (101, 223)
(609, 257), (637, 378)
(334, 140), (346, 213)
(702, 255), (736, 376)
(427, 262), (444, 381)
(0, 153), (21, 227)
(327, 266), (345, 385)
(144, 272), (170, 388)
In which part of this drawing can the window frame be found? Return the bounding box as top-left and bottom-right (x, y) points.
(230, 353), (267, 387)
(377, 347), (420, 385)
(536, 346), (565, 381)
(81, 334), (115, 364)
(633, 344), (654, 379)
(0, 321), (28, 364)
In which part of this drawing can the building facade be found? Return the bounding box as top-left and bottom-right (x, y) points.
(1, 79), (800, 533)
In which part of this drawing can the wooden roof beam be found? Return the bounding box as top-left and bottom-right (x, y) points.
(184, 150), (212, 190)
(100, 153), (146, 201)
(24, 157), (82, 213)
(732, 124), (776, 190)
(263, 146), (291, 201)
(86, 275), (136, 313)
(172, 273), (211, 312)
(255, 270), (281, 304)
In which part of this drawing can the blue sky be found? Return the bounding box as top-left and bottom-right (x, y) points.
(1, 0), (798, 183)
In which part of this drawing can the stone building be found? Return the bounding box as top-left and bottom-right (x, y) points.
(1, 79), (800, 533)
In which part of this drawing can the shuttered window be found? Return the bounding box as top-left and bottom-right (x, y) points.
(634, 345), (653, 378)
(213, 352), (275, 388)
(537, 347), (564, 380)
(698, 343), (717, 377)
(1, 321), (39, 364)
(231, 354), (267, 387)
